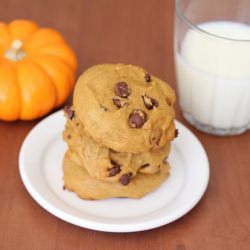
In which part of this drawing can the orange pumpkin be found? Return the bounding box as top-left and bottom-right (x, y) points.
(0, 19), (77, 121)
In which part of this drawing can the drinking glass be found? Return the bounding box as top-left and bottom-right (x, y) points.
(174, 0), (250, 135)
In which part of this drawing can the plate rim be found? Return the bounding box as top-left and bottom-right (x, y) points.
(19, 110), (210, 232)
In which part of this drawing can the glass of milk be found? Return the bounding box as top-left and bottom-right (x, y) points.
(174, 0), (250, 135)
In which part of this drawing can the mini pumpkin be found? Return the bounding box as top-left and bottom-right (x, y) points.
(0, 19), (77, 121)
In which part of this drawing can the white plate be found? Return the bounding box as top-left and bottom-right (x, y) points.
(19, 110), (209, 232)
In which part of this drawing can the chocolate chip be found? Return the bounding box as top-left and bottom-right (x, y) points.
(119, 172), (133, 185)
(67, 134), (71, 139)
(128, 109), (147, 128)
(142, 95), (152, 109)
(142, 95), (159, 110)
(62, 185), (66, 190)
(151, 98), (159, 107)
(112, 98), (129, 109)
(112, 98), (122, 108)
(145, 73), (151, 82)
(114, 82), (131, 98)
(140, 163), (150, 169)
(109, 160), (121, 177)
(175, 129), (179, 138)
(64, 106), (75, 119)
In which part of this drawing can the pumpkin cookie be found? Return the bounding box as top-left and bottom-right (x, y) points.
(73, 64), (176, 153)
(63, 112), (171, 182)
(63, 151), (170, 200)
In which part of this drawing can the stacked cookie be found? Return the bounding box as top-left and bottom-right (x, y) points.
(63, 64), (176, 200)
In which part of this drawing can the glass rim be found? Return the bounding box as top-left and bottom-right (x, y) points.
(176, 0), (250, 42)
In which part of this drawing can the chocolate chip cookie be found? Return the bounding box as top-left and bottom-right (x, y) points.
(63, 112), (171, 182)
(73, 64), (175, 153)
(62, 64), (176, 200)
(63, 151), (170, 200)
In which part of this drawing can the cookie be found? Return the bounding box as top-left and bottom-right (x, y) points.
(73, 64), (175, 153)
(63, 112), (171, 182)
(63, 151), (170, 200)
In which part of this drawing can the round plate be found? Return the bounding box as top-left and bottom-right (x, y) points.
(19, 110), (209, 232)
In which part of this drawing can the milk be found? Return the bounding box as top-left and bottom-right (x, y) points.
(175, 21), (250, 131)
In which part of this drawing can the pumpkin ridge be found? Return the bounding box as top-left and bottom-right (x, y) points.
(0, 61), (21, 121)
(8, 20), (39, 44)
(29, 60), (58, 107)
(23, 28), (65, 50)
(29, 54), (75, 87)
(11, 64), (22, 119)
(25, 41), (64, 50)
(32, 43), (77, 72)
(16, 61), (57, 120)
(31, 51), (75, 72)
(28, 55), (74, 107)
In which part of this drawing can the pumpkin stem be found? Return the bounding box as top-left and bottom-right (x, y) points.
(5, 39), (26, 61)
